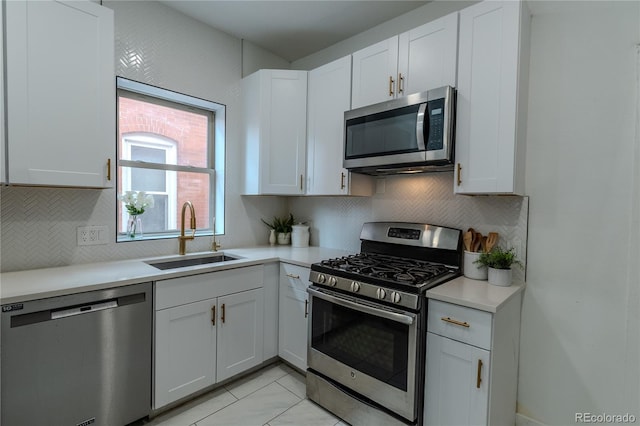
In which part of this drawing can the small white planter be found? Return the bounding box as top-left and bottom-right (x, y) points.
(463, 251), (488, 280)
(277, 232), (291, 245)
(487, 267), (512, 287)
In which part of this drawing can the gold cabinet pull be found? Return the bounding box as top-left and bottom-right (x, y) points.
(441, 316), (470, 328)
(456, 163), (462, 186)
(107, 158), (111, 181)
(300, 174), (303, 191)
(398, 73), (404, 94)
(221, 303), (226, 323)
(389, 76), (395, 96)
(476, 359), (483, 388)
(211, 305), (216, 326)
(286, 273), (300, 279)
(340, 172), (346, 190)
(304, 299), (309, 318)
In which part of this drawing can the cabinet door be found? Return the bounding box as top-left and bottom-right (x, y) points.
(278, 264), (311, 370)
(307, 56), (351, 195)
(217, 288), (264, 382)
(258, 70), (307, 195)
(398, 12), (458, 96)
(155, 299), (217, 409)
(424, 333), (490, 426)
(5, 0), (114, 187)
(455, 1), (525, 194)
(351, 36), (399, 108)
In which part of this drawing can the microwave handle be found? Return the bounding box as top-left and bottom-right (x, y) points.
(416, 103), (428, 151)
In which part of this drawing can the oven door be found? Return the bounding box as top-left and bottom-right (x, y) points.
(307, 286), (419, 422)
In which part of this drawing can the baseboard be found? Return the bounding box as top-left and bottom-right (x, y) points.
(516, 413), (548, 426)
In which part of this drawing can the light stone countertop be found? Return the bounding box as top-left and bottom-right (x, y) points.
(1, 245), (524, 313)
(426, 275), (525, 313)
(0, 246), (354, 305)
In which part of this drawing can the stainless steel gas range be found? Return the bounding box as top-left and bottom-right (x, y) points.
(306, 222), (463, 426)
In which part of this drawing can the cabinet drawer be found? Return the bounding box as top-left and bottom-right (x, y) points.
(156, 266), (263, 310)
(428, 299), (492, 350)
(280, 263), (311, 291)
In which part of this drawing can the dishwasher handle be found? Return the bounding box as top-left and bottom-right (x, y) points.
(51, 299), (118, 320)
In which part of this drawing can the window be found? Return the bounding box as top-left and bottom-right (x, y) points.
(116, 77), (225, 241)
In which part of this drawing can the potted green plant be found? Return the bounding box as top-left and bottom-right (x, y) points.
(474, 246), (523, 286)
(261, 213), (295, 245)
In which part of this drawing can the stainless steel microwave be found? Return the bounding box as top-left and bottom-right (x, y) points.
(343, 86), (455, 175)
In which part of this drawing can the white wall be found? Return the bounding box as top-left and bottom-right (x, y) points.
(518, 1), (640, 423)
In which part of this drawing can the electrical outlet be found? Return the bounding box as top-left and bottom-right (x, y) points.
(77, 225), (109, 246)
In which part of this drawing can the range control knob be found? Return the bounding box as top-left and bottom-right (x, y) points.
(376, 288), (387, 300)
(350, 281), (361, 293)
(317, 274), (326, 284)
(391, 291), (402, 304)
(328, 276), (338, 287)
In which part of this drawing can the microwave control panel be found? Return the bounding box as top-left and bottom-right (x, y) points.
(426, 98), (445, 151)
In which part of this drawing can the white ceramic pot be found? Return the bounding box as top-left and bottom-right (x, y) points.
(487, 267), (512, 287)
(463, 251), (488, 280)
(291, 224), (309, 247)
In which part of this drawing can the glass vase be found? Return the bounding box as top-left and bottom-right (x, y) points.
(127, 214), (143, 239)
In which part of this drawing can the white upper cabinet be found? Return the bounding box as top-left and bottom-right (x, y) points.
(398, 12), (459, 97)
(351, 36), (399, 108)
(242, 69), (308, 195)
(306, 56), (373, 196)
(454, 0), (530, 195)
(351, 13), (459, 109)
(5, 0), (115, 188)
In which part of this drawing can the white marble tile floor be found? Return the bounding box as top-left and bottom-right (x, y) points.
(148, 362), (349, 426)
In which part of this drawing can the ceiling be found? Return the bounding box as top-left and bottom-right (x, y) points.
(159, 1), (430, 62)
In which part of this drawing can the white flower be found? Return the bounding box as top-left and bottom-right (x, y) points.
(119, 190), (154, 215)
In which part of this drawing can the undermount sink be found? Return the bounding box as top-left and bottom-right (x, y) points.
(146, 254), (239, 270)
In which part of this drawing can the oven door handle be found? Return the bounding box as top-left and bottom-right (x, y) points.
(307, 287), (415, 325)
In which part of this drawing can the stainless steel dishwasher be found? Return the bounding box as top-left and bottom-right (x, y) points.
(1, 282), (152, 426)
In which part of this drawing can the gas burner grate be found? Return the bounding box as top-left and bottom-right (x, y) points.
(320, 253), (453, 286)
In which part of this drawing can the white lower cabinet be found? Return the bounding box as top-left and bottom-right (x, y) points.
(216, 289), (264, 382)
(155, 298), (217, 409)
(154, 266), (264, 409)
(425, 333), (490, 425)
(278, 263), (311, 371)
(425, 296), (522, 425)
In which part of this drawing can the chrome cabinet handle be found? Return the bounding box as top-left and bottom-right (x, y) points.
(441, 316), (470, 328)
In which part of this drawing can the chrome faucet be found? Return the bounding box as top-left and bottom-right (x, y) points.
(179, 201), (196, 255)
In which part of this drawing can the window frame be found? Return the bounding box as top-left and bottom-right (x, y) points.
(116, 77), (226, 242)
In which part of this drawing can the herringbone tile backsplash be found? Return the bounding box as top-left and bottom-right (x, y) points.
(0, 172), (528, 282)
